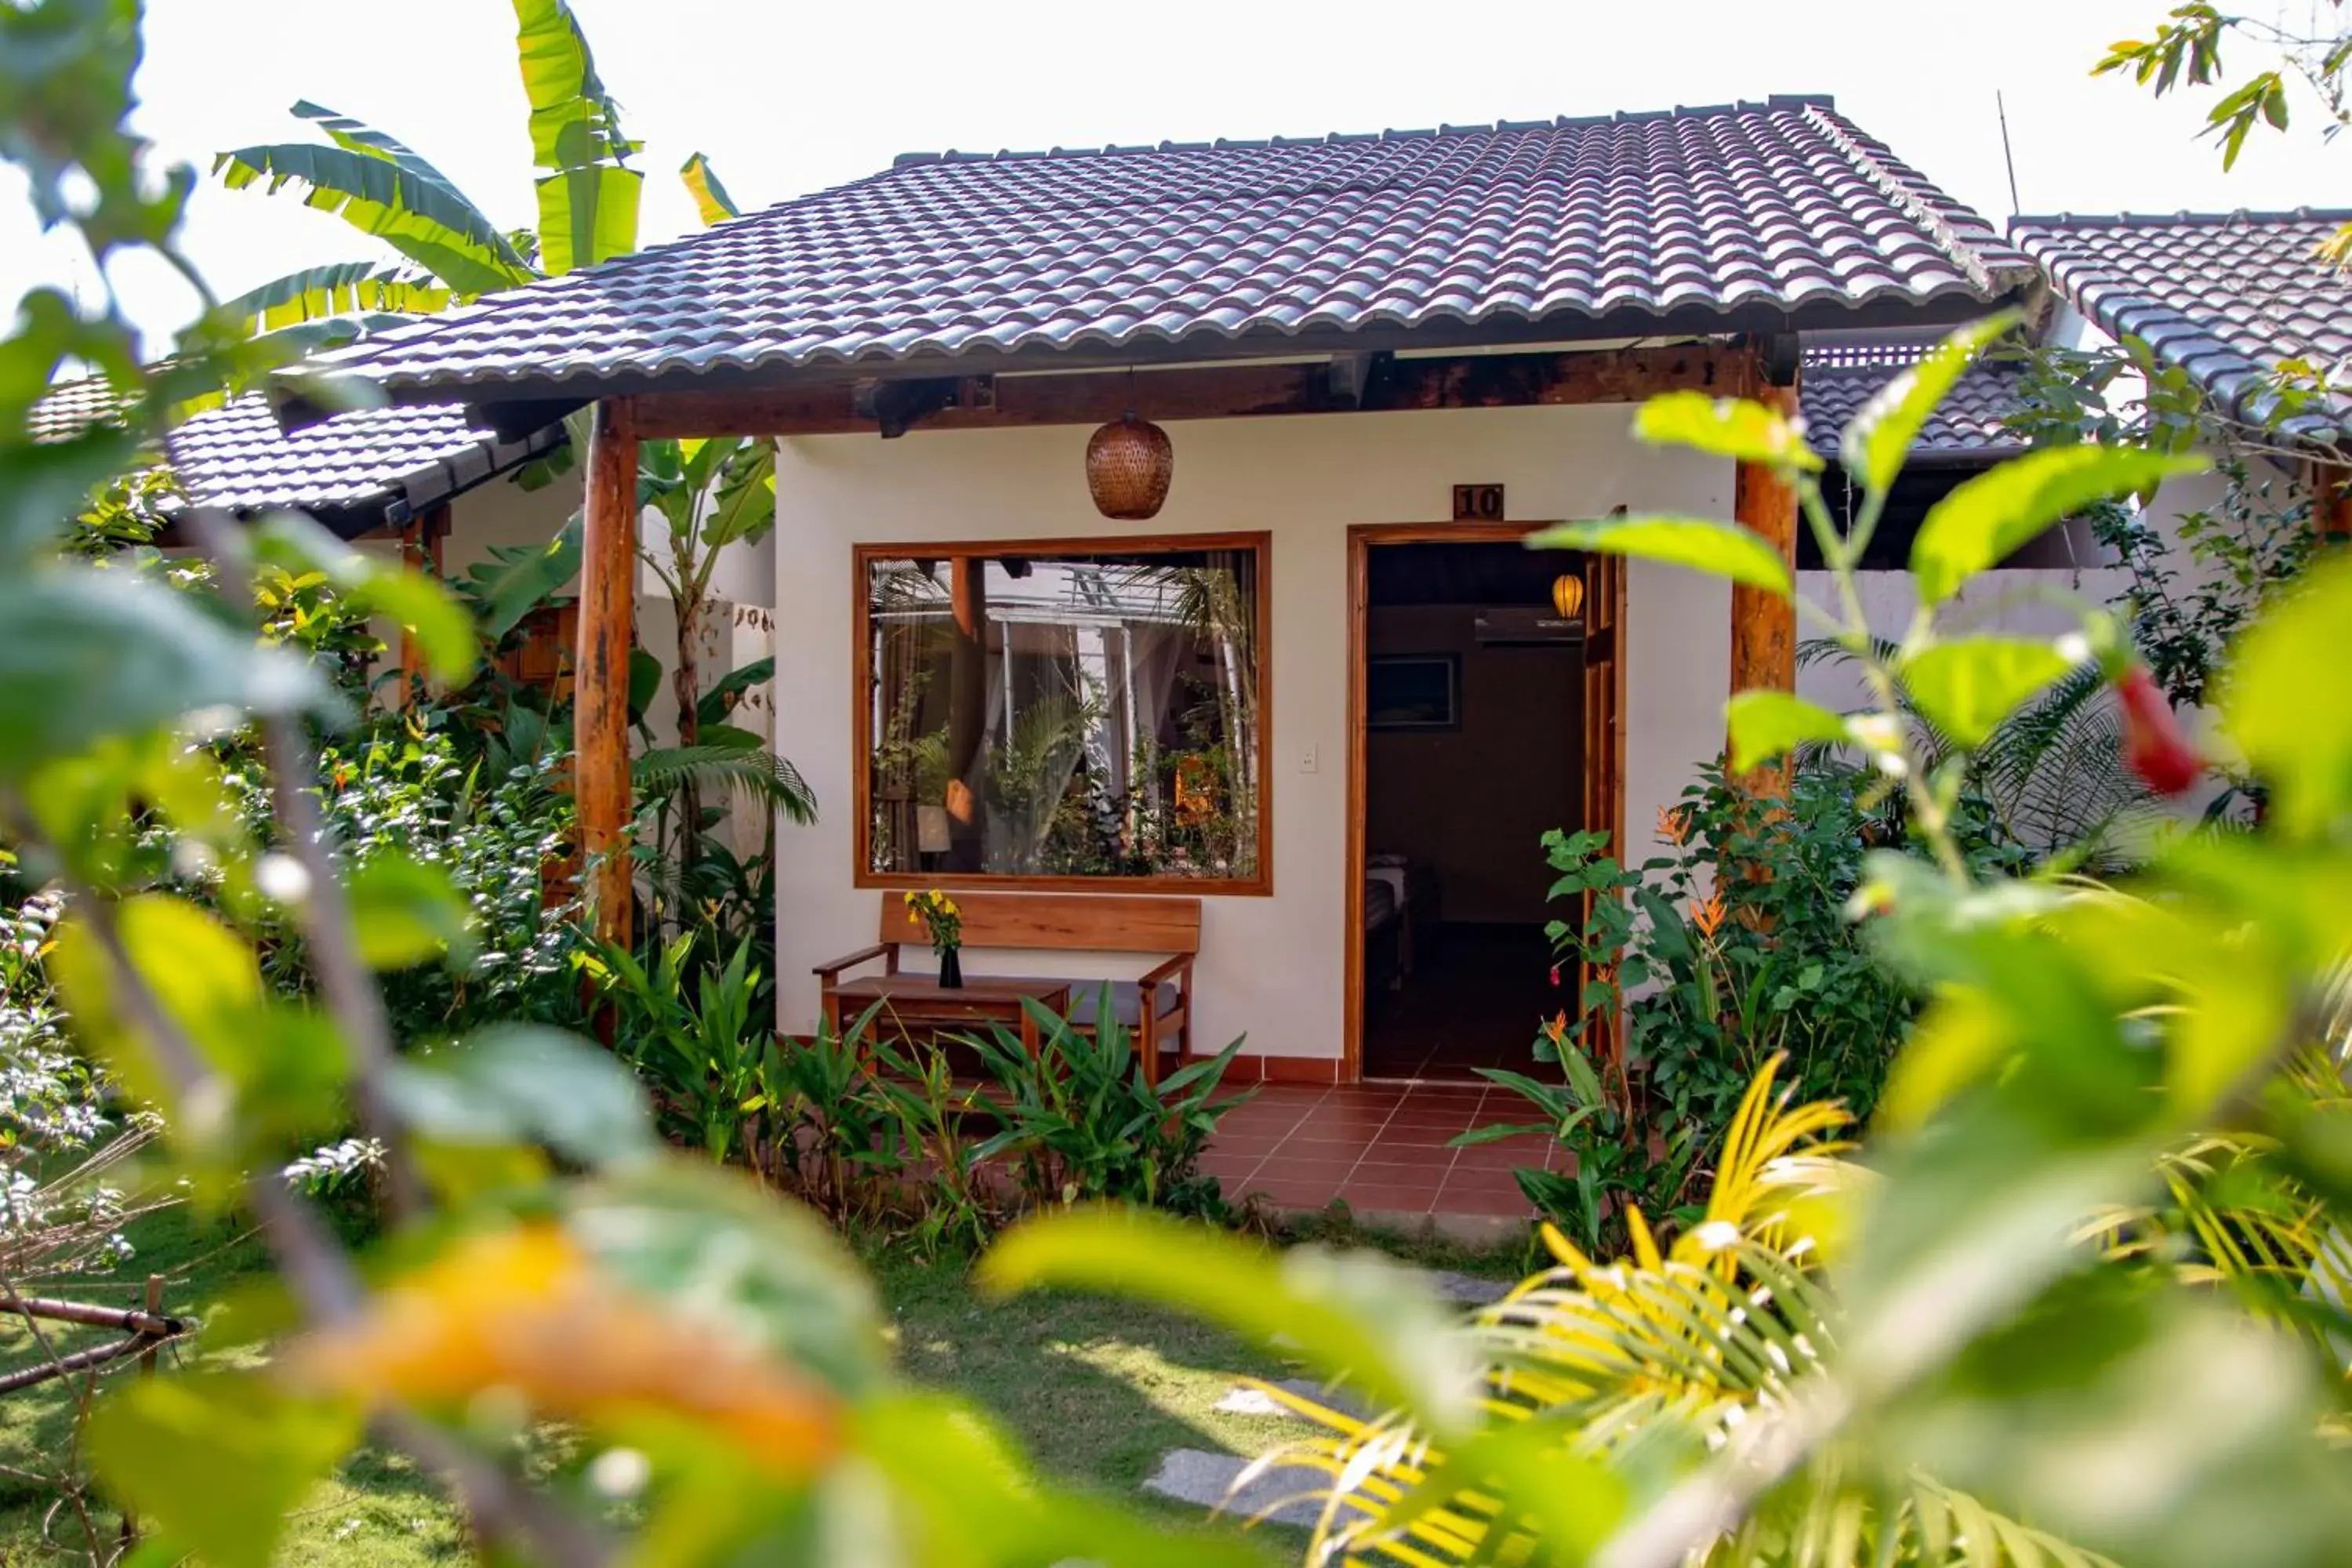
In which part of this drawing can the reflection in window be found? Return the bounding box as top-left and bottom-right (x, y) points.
(863, 541), (1264, 883)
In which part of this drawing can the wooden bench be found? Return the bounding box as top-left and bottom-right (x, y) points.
(813, 891), (1200, 1084)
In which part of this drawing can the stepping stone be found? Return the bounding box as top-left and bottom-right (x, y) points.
(1142, 1449), (1336, 1530)
(1213, 1378), (1373, 1422)
(1211, 1385), (1287, 1417)
(1428, 1269), (1512, 1305)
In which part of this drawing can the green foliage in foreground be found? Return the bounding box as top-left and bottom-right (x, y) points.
(0, 1207), (1307, 1565)
(987, 321), (2352, 1568)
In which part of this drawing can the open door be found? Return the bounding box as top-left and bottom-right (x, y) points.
(1578, 547), (1627, 1076)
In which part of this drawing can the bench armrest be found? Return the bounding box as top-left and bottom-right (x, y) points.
(812, 943), (891, 984)
(1138, 952), (1193, 1006)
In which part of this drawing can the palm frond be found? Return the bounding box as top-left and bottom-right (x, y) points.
(218, 260), (452, 332)
(1973, 664), (2154, 864)
(1798, 637), (2156, 866)
(211, 141), (534, 296)
(633, 744), (815, 825)
(1245, 1063), (2104, 1568)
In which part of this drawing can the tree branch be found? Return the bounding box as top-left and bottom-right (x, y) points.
(180, 506), (424, 1225)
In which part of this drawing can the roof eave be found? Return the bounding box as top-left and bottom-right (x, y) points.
(294, 285), (2033, 433)
(185, 419), (571, 539)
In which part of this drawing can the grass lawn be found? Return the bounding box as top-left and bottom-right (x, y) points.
(0, 1201), (1523, 1563)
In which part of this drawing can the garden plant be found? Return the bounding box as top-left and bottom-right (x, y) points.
(985, 317), (2352, 1567)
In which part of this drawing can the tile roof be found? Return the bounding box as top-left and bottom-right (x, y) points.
(2010, 209), (2352, 444)
(1798, 340), (2026, 462)
(27, 379), (564, 527)
(314, 96), (2032, 403)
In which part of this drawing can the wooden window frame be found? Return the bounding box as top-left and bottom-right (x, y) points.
(851, 530), (1275, 897)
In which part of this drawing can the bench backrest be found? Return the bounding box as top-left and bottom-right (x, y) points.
(878, 891), (1200, 955)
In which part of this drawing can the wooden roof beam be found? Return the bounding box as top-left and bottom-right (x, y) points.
(632, 340), (1752, 440)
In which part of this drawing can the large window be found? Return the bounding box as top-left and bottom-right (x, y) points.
(855, 534), (1270, 891)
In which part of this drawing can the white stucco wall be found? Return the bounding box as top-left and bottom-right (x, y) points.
(768, 405), (1732, 1065)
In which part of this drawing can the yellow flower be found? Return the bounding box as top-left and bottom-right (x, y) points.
(938, 898), (959, 917)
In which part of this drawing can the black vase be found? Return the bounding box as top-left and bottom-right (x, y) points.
(938, 946), (964, 989)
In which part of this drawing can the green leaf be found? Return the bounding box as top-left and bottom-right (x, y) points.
(1911, 446), (2206, 604)
(0, 568), (329, 779)
(216, 260), (451, 333)
(1634, 390), (1822, 471)
(252, 512), (477, 687)
(355, 568), (479, 688)
(633, 745), (816, 824)
(464, 516), (581, 638)
(856, 1392), (1262, 1568)
(1726, 690), (1847, 772)
(289, 100), (476, 207)
(980, 1207), (1478, 1433)
(534, 162), (644, 275)
(628, 645), (663, 725)
(699, 437), (778, 553)
(563, 1160), (889, 1399)
(87, 1372), (359, 1568)
(0, 427), (142, 564)
(49, 897), (350, 1170)
(696, 656), (774, 727)
(1900, 636), (2078, 750)
(1523, 515), (1792, 596)
(680, 151), (741, 225)
(347, 852), (475, 969)
(211, 140), (534, 296)
(513, 0), (641, 171)
(1883, 1272), (2352, 1568)
(50, 894), (262, 1112)
(390, 1024), (655, 1167)
(2224, 554), (2352, 838)
(1840, 312), (2022, 492)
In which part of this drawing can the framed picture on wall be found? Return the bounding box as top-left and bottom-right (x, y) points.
(1367, 654), (1459, 730)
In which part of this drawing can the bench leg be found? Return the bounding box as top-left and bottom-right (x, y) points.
(1138, 1008), (1161, 1090)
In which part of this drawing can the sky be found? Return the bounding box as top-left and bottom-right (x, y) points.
(7, 0), (2347, 356)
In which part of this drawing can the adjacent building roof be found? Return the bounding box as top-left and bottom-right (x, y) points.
(27, 379), (564, 532)
(313, 96), (2033, 408)
(2010, 209), (2352, 444)
(1798, 340), (2026, 463)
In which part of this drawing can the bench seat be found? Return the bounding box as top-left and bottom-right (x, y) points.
(999, 976), (1183, 1031)
(814, 891), (1202, 1084)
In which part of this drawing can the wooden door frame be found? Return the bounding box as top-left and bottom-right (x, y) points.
(1343, 520), (1619, 1082)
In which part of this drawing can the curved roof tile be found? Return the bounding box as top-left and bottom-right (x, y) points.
(2011, 209), (2351, 443)
(317, 97), (2026, 399)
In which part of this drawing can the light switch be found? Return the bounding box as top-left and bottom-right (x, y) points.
(1299, 743), (1319, 775)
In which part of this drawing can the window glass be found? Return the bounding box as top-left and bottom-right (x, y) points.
(862, 539), (1265, 884)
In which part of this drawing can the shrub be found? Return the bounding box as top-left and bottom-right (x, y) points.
(968, 995), (1249, 1218)
(588, 949), (1252, 1242)
(274, 726), (590, 1037)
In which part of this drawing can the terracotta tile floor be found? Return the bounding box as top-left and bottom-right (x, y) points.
(1201, 1083), (1563, 1224)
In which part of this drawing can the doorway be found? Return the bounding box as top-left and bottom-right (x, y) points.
(1344, 524), (1624, 1083)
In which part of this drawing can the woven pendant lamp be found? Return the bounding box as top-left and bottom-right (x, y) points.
(1085, 403), (1174, 521)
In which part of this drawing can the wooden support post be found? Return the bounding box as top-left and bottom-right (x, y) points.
(2309, 460), (2352, 540)
(943, 554), (988, 872)
(579, 398), (638, 944)
(1730, 379), (1802, 777)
